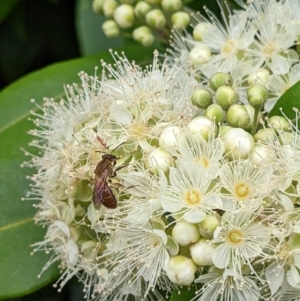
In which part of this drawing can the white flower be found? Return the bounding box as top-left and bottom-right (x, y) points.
(160, 164), (222, 223)
(212, 211), (271, 276)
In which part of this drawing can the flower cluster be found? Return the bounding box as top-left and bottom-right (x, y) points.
(25, 1), (300, 301)
(92, 0), (190, 46)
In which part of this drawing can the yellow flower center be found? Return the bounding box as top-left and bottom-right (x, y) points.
(226, 229), (244, 245)
(195, 156), (210, 168)
(222, 39), (236, 55)
(234, 182), (250, 200)
(128, 122), (149, 140)
(263, 43), (275, 57)
(184, 189), (202, 206)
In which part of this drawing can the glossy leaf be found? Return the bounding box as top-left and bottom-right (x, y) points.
(268, 80), (300, 122)
(0, 45), (156, 299)
(0, 0), (20, 24)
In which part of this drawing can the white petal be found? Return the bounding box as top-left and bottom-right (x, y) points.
(287, 265), (300, 287)
(184, 208), (206, 223)
(270, 55), (290, 75)
(265, 262), (284, 294)
(212, 244), (230, 268)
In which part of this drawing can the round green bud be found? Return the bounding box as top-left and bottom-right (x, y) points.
(103, 0), (118, 17)
(92, 0), (106, 14)
(133, 26), (154, 46)
(247, 84), (268, 108)
(114, 4), (135, 29)
(189, 45), (212, 66)
(145, 9), (166, 29)
(248, 69), (270, 86)
(120, 0), (136, 4)
(215, 86), (239, 110)
(145, 0), (161, 4)
(193, 22), (212, 41)
(253, 128), (275, 142)
(171, 11), (190, 31)
(209, 72), (233, 91)
(243, 104), (263, 131)
(205, 104), (226, 123)
(102, 20), (120, 38)
(161, 0), (182, 12)
(134, 1), (151, 19)
(198, 213), (220, 238)
(227, 104), (251, 129)
(191, 88), (212, 109)
(268, 116), (290, 132)
(219, 125), (232, 137)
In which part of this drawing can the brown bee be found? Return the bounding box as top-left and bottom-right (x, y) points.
(92, 154), (118, 210)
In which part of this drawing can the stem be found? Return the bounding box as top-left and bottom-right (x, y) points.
(251, 106), (261, 136)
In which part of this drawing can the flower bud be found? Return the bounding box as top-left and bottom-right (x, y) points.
(253, 128), (275, 142)
(159, 126), (180, 148)
(193, 22), (212, 41)
(161, 0), (182, 12)
(166, 255), (197, 285)
(205, 104), (226, 123)
(215, 86), (239, 110)
(188, 116), (215, 140)
(102, 20), (120, 38)
(209, 72), (233, 91)
(222, 128), (254, 160)
(171, 11), (190, 31)
(268, 116), (290, 132)
(247, 84), (268, 108)
(198, 213), (220, 238)
(288, 233), (300, 251)
(172, 220), (201, 246)
(103, 0), (118, 17)
(189, 45), (212, 66)
(250, 144), (276, 166)
(145, 0), (161, 4)
(248, 69), (270, 86)
(133, 26), (154, 46)
(191, 88), (212, 109)
(145, 9), (166, 29)
(114, 4), (135, 29)
(92, 0), (106, 14)
(190, 238), (215, 266)
(227, 104), (251, 129)
(219, 125), (232, 137)
(134, 1), (151, 19)
(145, 147), (173, 174)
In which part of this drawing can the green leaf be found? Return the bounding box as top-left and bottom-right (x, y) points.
(268, 80), (300, 122)
(0, 0), (20, 24)
(75, 0), (126, 56)
(0, 45), (157, 299)
(169, 286), (196, 301)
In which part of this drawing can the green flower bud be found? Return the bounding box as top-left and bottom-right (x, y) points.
(193, 22), (212, 41)
(190, 238), (215, 266)
(247, 69), (270, 86)
(92, 0), (106, 14)
(243, 104), (263, 131)
(222, 128), (254, 160)
(171, 11), (190, 31)
(209, 72), (233, 91)
(133, 26), (154, 46)
(166, 255), (197, 285)
(247, 84), (268, 108)
(161, 0), (182, 12)
(145, 147), (173, 174)
(205, 104), (226, 123)
(145, 9), (166, 29)
(114, 4), (135, 29)
(145, 0), (161, 4)
(191, 88), (212, 109)
(268, 116), (290, 132)
(172, 220), (200, 246)
(253, 128), (275, 142)
(103, 0), (118, 17)
(134, 1), (151, 19)
(188, 116), (215, 140)
(227, 104), (251, 129)
(198, 213), (220, 238)
(189, 45), (212, 66)
(219, 125), (232, 137)
(102, 20), (120, 38)
(215, 86), (239, 110)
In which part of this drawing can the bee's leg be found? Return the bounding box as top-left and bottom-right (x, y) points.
(111, 164), (127, 177)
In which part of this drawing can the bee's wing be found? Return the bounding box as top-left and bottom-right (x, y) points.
(92, 170), (109, 210)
